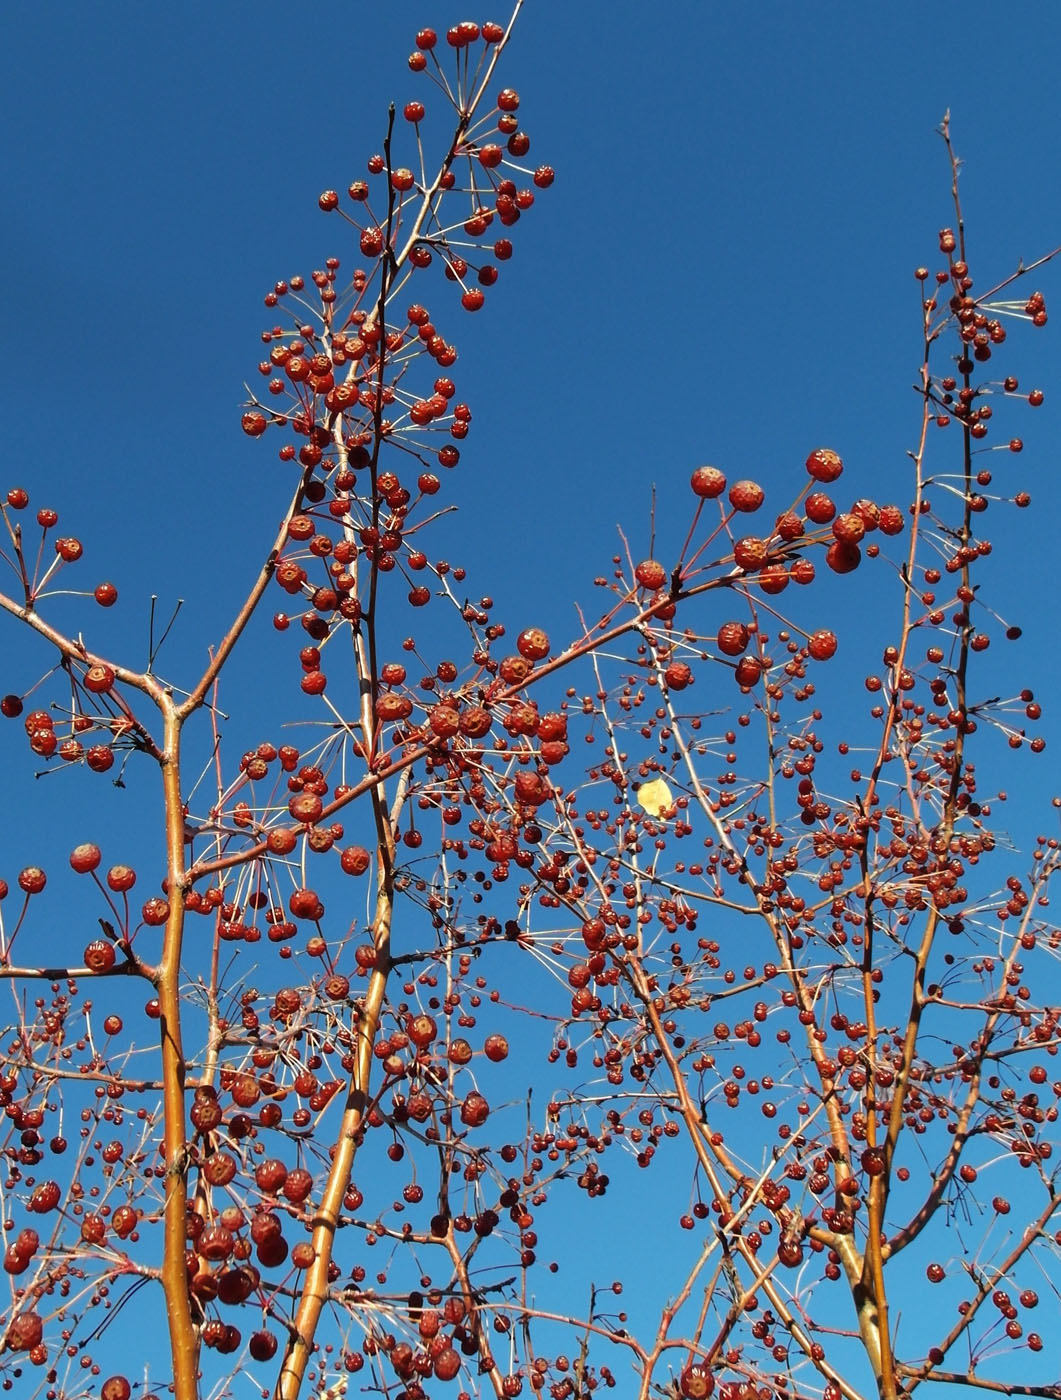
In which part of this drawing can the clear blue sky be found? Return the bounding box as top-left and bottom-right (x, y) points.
(2, 4), (1060, 1396)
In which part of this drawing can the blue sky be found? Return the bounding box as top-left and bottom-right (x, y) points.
(2, 3), (1061, 1396)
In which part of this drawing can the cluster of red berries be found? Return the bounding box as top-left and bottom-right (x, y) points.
(626, 451), (903, 689)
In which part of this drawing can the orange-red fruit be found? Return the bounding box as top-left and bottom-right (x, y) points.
(29, 1182), (61, 1213)
(84, 939), (117, 972)
(516, 627), (550, 661)
(808, 629), (838, 661)
(18, 867), (46, 894)
(340, 846), (371, 876)
(728, 479), (764, 512)
(84, 663), (116, 694)
(376, 693), (414, 722)
(775, 511), (804, 541)
(690, 466), (726, 498)
(716, 622), (750, 656)
(825, 541), (861, 574)
(733, 537), (769, 570)
(680, 1364), (715, 1398)
(434, 1349), (461, 1381)
(70, 843), (102, 874)
(734, 656), (763, 686)
(514, 771), (548, 805)
(832, 513), (866, 545)
(758, 563), (789, 595)
(459, 707), (492, 738)
(460, 1092), (490, 1127)
(95, 582), (118, 606)
(289, 792), (324, 823)
(429, 705), (461, 739)
(805, 492), (836, 524)
(499, 654), (532, 686)
(6, 1311), (43, 1351)
(878, 504), (905, 534)
(635, 559), (667, 590)
(665, 662), (693, 690)
(249, 1331), (278, 1362)
(806, 448), (844, 482)
(289, 888), (324, 920)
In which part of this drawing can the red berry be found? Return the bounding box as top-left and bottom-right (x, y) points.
(825, 540), (861, 574)
(635, 559), (667, 591)
(808, 629), (838, 661)
(18, 866), (47, 895)
(84, 663), (116, 694)
(805, 492), (836, 524)
(516, 627), (550, 661)
(690, 465), (726, 498)
(340, 846), (372, 876)
(84, 939), (117, 972)
(728, 479), (764, 512)
(360, 227), (384, 257)
(832, 512), (866, 545)
(460, 1092), (490, 1127)
(94, 582), (118, 606)
(805, 447), (844, 483)
(86, 744), (115, 772)
(106, 865), (136, 892)
(70, 843), (102, 874)
(734, 656), (763, 687)
(716, 622), (750, 656)
(679, 1364), (714, 1398)
(733, 536), (769, 570)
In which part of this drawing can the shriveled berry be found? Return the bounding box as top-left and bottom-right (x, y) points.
(690, 466), (726, 498)
(805, 448), (844, 483)
(635, 559), (667, 590)
(728, 480), (764, 512)
(716, 622), (750, 656)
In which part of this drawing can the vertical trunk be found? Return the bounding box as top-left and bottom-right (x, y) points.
(157, 708), (200, 1400)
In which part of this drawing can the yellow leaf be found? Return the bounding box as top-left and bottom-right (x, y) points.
(637, 777), (673, 816)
